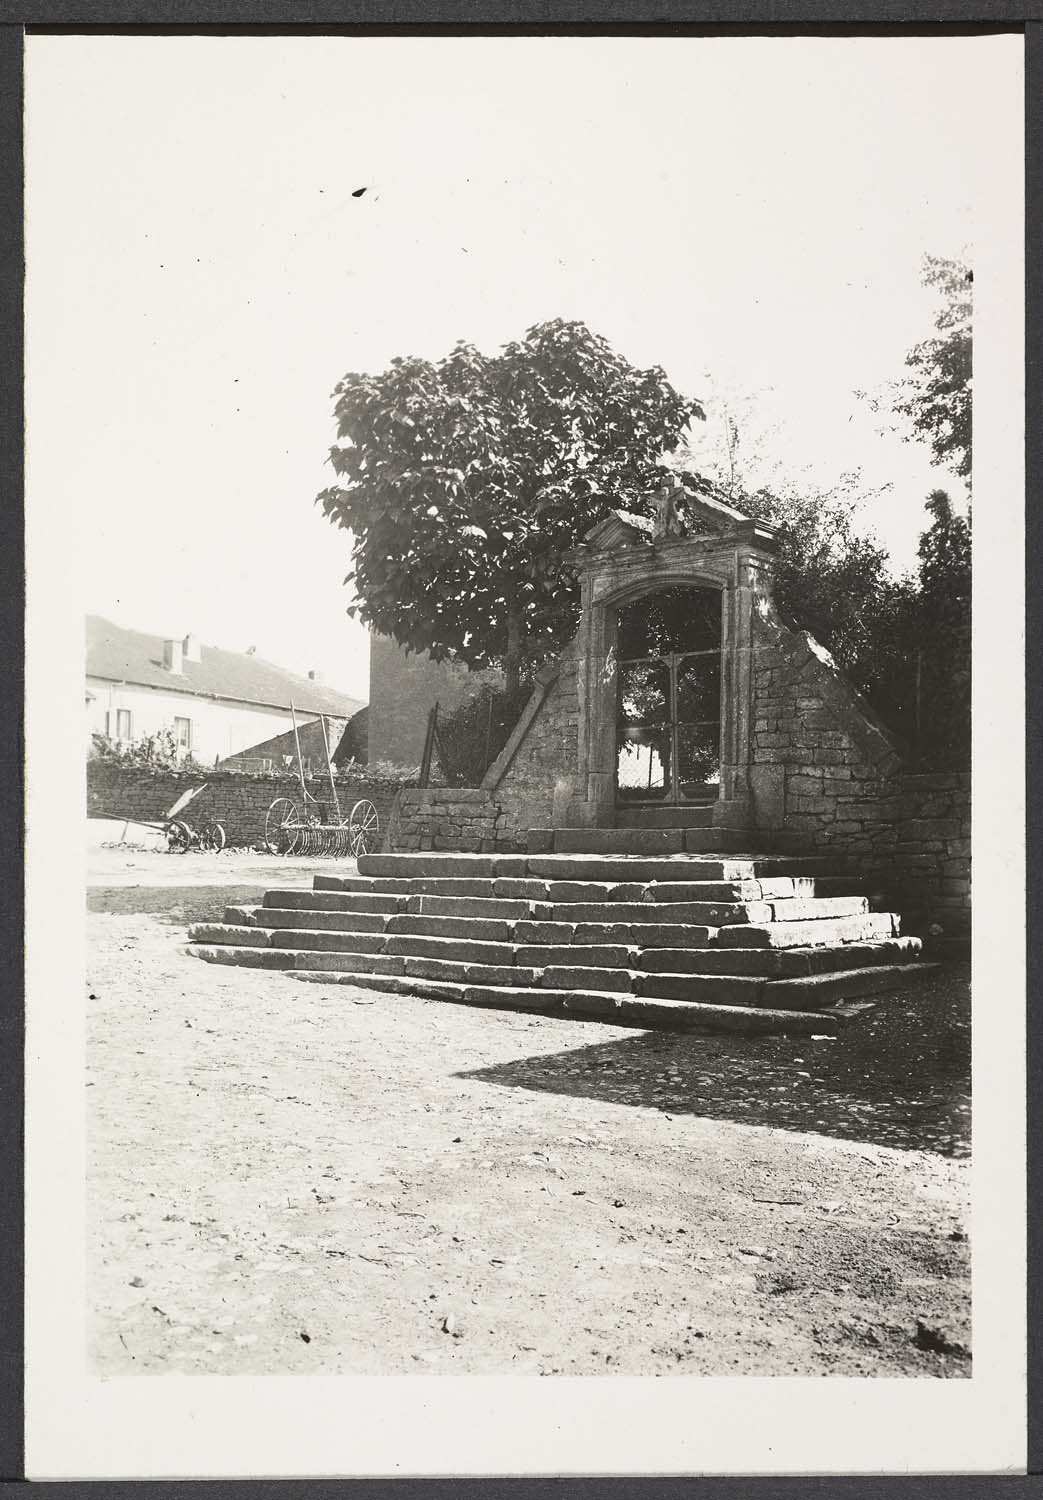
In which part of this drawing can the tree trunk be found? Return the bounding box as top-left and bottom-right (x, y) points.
(504, 590), (524, 696)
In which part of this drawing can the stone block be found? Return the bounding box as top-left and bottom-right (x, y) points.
(252, 908), (388, 933)
(188, 943), (299, 970)
(402, 956), (541, 988)
(719, 912), (897, 948)
(290, 951), (406, 974)
(188, 923), (268, 947)
(787, 774), (824, 796)
(512, 920), (576, 943)
(385, 914), (514, 942)
(459, 985), (562, 1012)
(556, 900), (762, 926)
(761, 963), (931, 1008)
(516, 944), (635, 970)
(636, 972), (765, 1006)
(493, 878), (549, 899)
(267, 929), (386, 954)
(540, 966), (634, 992)
(627, 924), (719, 947)
(383, 933), (514, 964)
(645, 881), (749, 902)
(411, 895), (532, 919)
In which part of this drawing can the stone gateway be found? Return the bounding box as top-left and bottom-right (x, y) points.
(187, 480), (968, 1030)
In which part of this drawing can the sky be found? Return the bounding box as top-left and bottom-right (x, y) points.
(26, 34), (1004, 702)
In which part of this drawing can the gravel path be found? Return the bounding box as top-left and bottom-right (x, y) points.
(86, 846), (971, 1377)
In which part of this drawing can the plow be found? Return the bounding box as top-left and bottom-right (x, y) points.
(263, 704), (379, 858)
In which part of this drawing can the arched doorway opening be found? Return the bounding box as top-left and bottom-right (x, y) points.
(615, 584), (723, 809)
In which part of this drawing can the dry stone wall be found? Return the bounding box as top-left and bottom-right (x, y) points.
(748, 615), (970, 936)
(87, 762), (408, 849)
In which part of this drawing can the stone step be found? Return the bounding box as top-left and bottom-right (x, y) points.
(263, 889), (407, 915)
(358, 851), (852, 884)
(382, 932), (514, 965)
(717, 913), (898, 948)
(513, 920), (719, 947)
(185, 836), (930, 1035)
(191, 922), (923, 982)
(289, 964), (854, 1035)
(190, 923), (269, 947)
(265, 929), (387, 954)
(357, 854), (531, 879)
(315, 871), (858, 906)
(614, 804), (715, 828)
(557, 991), (845, 1034)
(409, 894), (536, 920)
(636, 937), (922, 977)
(242, 907), (389, 933)
(529, 828), (766, 855)
(385, 913), (515, 942)
(760, 963), (939, 1009)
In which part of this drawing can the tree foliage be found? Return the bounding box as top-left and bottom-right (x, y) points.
(737, 483), (914, 695)
(318, 319), (702, 689)
(907, 489), (971, 767)
(434, 681), (536, 787)
(890, 255), (972, 482)
(917, 488), (971, 618)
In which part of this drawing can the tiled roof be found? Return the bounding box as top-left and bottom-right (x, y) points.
(86, 615), (365, 718)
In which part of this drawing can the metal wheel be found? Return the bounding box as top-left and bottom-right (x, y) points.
(200, 820), (226, 853)
(348, 798), (379, 857)
(166, 820), (191, 854)
(264, 797), (300, 855)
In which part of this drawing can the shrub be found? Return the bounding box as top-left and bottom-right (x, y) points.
(435, 682), (534, 787)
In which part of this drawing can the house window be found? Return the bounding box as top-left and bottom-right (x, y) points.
(174, 716), (192, 752)
(115, 709), (132, 740)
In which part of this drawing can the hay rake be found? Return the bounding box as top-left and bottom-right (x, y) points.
(263, 705), (379, 858)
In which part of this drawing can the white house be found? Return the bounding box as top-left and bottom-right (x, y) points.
(86, 616), (364, 766)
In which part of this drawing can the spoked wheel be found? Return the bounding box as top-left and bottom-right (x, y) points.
(166, 820), (192, 854)
(199, 820), (226, 853)
(264, 797), (300, 855)
(348, 799), (379, 857)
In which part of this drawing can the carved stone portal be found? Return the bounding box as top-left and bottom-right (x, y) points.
(560, 481), (778, 830)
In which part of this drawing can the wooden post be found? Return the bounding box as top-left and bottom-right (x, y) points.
(319, 713), (341, 823)
(290, 701), (308, 807)
(419, 702), (439, 789)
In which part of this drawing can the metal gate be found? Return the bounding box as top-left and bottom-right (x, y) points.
(616, 646), (722, 804)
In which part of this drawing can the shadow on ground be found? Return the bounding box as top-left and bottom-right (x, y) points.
(457, 968), (970, 1157)
(87, 886), (267, 924)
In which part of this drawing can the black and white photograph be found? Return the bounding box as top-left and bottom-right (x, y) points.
(23, 28), (1024, 1477)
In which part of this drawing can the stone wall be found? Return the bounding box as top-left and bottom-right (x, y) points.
(87, 762), (409, 849)
(747, 614), (904, 831)
(389, 788), (501, 852)
(746, 615), (970, 936)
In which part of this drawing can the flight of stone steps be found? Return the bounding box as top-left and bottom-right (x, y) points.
(185, 849), (935, 1035)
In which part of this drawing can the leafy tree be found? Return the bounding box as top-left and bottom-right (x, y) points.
(908, 489), (971, 767)
(885, 255), (972, 482)
(917, 488), (971, 614)
(737, 482), (916, 695)
(318, 320), (702, 692)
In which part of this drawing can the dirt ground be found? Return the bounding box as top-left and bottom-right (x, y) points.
(86, 832), (972, 1377)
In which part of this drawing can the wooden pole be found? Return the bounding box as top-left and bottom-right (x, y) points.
(320, 713), (341, 823)
(290, 701), (308, 807)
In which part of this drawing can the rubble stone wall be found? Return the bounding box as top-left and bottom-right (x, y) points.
(86, 762), (408, 849)
(748, 615), (970, 934)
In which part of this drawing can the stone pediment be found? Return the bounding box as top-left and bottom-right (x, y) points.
(582, 509), (656, 551)
(579, 482), (773, 555)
